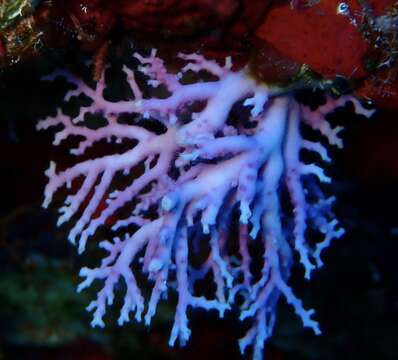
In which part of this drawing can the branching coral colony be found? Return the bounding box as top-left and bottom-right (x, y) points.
(37, 48), (374, 359)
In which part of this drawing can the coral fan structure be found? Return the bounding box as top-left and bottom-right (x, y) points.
(37, 49), (374, 359)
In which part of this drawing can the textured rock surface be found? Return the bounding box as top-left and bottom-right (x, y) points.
(256, 0), (370, 79)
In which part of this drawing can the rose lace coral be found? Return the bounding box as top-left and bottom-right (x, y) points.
(37, 48), (374, 360)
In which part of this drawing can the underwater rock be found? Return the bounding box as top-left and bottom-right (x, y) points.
(256, 0), (369, 79)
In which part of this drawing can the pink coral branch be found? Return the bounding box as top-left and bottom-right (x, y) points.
(38, 47), (374, 360)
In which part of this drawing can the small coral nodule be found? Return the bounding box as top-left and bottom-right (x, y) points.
(37, 48), (374, 359)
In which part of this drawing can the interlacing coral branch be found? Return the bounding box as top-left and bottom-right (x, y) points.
(37, 48), (374, 359)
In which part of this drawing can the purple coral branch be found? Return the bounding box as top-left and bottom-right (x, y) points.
(38, 48), (374, 359)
